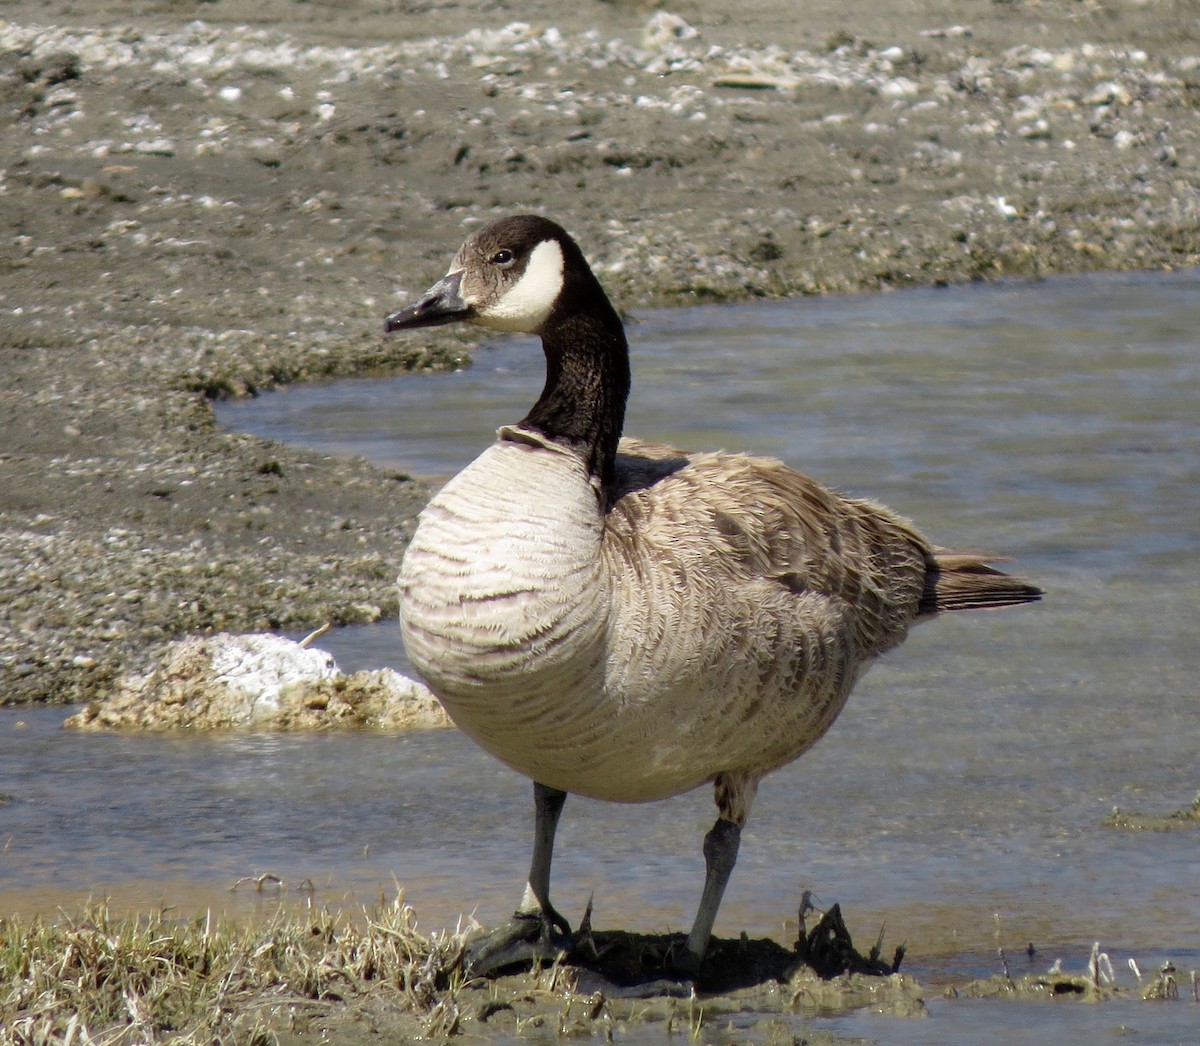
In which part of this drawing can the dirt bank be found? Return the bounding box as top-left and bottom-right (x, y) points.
(2, 0), (1198, 704)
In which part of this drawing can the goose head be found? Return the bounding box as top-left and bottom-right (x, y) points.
(385, 215), (594, 336)
(385, 215), (631, 493)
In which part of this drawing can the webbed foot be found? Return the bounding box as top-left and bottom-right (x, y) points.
(465, 909), (573, 978)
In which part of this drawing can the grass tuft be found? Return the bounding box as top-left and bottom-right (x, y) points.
(1, 894), (471, 1045)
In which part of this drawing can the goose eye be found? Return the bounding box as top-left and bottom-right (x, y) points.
(490, 249), (515, 268)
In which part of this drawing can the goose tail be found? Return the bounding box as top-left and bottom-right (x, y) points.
(919, 551), (1043, 616)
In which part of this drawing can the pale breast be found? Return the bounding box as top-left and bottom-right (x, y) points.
(399, 433), (610, 756)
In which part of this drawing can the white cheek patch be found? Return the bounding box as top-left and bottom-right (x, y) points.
(477, 238), (565, 332)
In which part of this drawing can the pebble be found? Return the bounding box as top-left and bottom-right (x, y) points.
(2, 17), (1189, 152)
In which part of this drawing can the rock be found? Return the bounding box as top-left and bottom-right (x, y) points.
(63, 632), (449, 731)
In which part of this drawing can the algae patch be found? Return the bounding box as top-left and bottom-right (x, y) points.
(1103, 792), (1200, 832)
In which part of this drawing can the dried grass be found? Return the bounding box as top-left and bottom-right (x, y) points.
(0, 894), (471, 1046)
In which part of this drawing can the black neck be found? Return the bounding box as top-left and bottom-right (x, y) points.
(518, 299), (630, 495)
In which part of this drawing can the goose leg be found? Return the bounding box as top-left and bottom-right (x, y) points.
(678, 772), (758, 975)
(517, 781), (572, 933)
(677, 818), (741, 973)
(465, 782), (572, 976)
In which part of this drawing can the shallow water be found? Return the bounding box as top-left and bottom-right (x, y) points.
(6, 271), (1200, 1039)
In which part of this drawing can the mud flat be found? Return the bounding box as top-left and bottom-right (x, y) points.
(2, 1), (1198, 708)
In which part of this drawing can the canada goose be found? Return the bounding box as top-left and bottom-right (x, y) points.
(384, 215), (1041, 979)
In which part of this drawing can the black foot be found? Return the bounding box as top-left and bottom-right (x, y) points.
(465, 911), (573, 978)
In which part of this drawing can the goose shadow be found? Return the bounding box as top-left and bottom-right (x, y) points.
(466, 902), (903, 998)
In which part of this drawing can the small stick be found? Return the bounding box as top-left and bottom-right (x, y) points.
(299, 623), (331, 648)
(869, 921), (887, 964)
(994, 913), (1012, 982)
(231, 873), (284, 892)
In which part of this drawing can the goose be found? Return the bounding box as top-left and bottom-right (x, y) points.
(384, 214), (1041, 979)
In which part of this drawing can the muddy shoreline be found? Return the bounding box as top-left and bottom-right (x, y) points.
(3, 0), (1199, 705)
